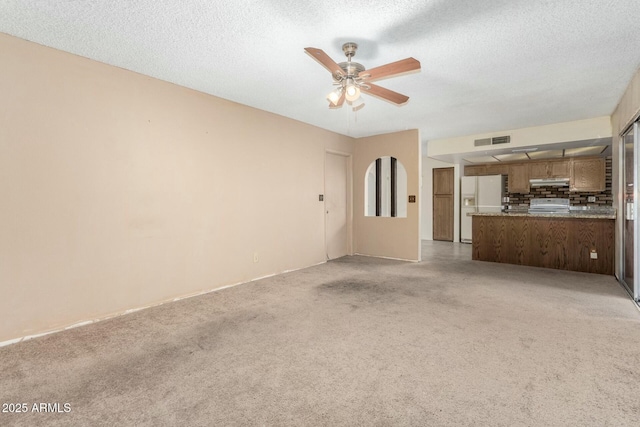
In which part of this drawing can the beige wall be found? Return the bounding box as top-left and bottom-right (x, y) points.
(611, 67), (640, 280)
(611, 68), (640, 137)
(0, 34), (354, 342)
(354, 130), (421, 261)
(427, 116), (612, 160)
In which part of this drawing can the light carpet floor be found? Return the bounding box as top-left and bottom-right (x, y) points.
(1, 241), (639, 426)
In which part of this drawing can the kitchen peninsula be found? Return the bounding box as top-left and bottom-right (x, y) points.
(470, 210), (615, 275)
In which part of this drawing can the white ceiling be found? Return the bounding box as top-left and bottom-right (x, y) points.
(1, 1), (639, 143)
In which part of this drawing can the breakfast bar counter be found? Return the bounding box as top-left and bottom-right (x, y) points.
(469, 211), (616, 275)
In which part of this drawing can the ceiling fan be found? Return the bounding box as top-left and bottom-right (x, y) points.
(305, 42), (421, 111)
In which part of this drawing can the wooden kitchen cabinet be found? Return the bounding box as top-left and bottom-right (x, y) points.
(464, 165), (486, 176)
(472, 215), (614, 275)
(529, 162), (548, 179)
(571, 157), (605, 191)
(486, 164), (509, 175)
(508, 164), (530, 193)
(466, 156), (604, 192)
(528, 160), (570, 179)
(549, 159), (570, 177)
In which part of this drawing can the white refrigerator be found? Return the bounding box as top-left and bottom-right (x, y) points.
(460, 175), (504, 243)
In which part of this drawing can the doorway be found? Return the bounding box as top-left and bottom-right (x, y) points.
(621, 121), (639, 302)
(433, 167), (454, 241)
(325, 152), (350, 260)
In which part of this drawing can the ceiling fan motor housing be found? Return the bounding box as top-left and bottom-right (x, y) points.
(334, 62), (365, 81)
(332, 42), (365, 81)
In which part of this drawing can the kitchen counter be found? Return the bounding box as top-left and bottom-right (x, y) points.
(471, 212), (615, 274)
(468, 210), (616, 220)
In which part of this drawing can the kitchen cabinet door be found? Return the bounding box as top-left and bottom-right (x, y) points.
(486, 164), (509, 175)
(464, 165), (486, 176)
(529, 162), (549, 179)
(508, 164), (530, 193)
(529, 160), (570, 178)
(570, 157), (605, 191)
(549, 160), (570, 178)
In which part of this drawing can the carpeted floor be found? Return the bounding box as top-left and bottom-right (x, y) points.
(1, 241), (639, 426)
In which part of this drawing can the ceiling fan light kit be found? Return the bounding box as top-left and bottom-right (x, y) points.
(305, 42), (421, 111)
(344, 80), (361, 102)
(327, 87), (343, 105)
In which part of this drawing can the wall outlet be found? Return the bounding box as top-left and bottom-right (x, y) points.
(590, 250), (598, 260)
(253, 252), (259, 263)
(588, 196), (596, 203)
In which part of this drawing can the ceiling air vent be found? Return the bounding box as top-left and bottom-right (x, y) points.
(474, 136), (511, 146)
(474, 138), (491, 147)
(491, 135), (511, 145)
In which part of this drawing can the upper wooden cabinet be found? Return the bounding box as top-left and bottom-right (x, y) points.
(464, 165), (486, 176)
(549, 160), (571, 178)
(486, 164), (509, 175)
(463, 156), (606, 193)
(571, 157), (605, 192)
(529, 162), (548, 179)
(464, 164), (508, 176)
(508, 164), (530, 193)
(529, 159), (570, 179)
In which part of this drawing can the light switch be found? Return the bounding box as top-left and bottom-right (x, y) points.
(319, 194), (324, 201)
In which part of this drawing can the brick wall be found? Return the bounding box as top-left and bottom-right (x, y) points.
(506, 157), (612, 208)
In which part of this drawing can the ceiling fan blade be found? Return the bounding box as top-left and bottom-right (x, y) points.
(361, 83), (409, 105)
(305, 47), (345, 78)
(328, 91), (346, 109)
(359, 57), (421, 82)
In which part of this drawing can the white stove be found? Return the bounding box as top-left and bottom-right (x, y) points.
(528, 198), (570, 214)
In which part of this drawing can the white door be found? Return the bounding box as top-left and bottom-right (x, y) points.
(325, 153), (348, 259)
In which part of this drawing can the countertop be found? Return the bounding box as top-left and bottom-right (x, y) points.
(468, 210), (616, 220)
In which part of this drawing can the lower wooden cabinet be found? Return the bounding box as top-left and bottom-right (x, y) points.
(472, 215), (614, 274)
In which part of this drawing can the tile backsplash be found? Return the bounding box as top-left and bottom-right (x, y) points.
(505, 157), (612, 208)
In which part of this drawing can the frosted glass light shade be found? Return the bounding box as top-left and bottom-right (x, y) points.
(326, 88), (343, 105)
(345, 84), (360, 102)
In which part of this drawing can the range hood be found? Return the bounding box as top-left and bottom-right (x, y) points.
(529, 178), (570, 187)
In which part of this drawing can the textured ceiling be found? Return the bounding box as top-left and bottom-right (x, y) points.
(1, 1), (639, 142)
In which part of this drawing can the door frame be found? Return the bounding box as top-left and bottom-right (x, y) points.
(620, 121), (640, 303)
(324, 150), (353, 258)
